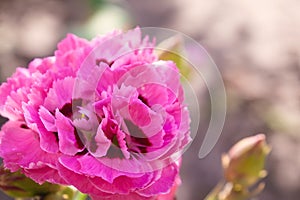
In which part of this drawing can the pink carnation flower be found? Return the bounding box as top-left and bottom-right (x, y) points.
(0, 28), (191, 200)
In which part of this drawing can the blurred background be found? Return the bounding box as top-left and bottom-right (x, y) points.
(1, 0), (300, 199)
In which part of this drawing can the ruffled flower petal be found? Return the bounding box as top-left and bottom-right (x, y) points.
(0, 121), (57, 172)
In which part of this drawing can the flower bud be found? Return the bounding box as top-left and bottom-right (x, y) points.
(222, 134), (271, 187)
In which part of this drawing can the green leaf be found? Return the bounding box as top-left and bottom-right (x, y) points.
(156, 35), (192, 80)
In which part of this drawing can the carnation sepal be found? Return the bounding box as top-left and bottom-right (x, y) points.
(0, 166), (60, 198)
(0, 166), (87, 200)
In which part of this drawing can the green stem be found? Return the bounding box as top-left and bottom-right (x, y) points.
(73, 191), (88, 200)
